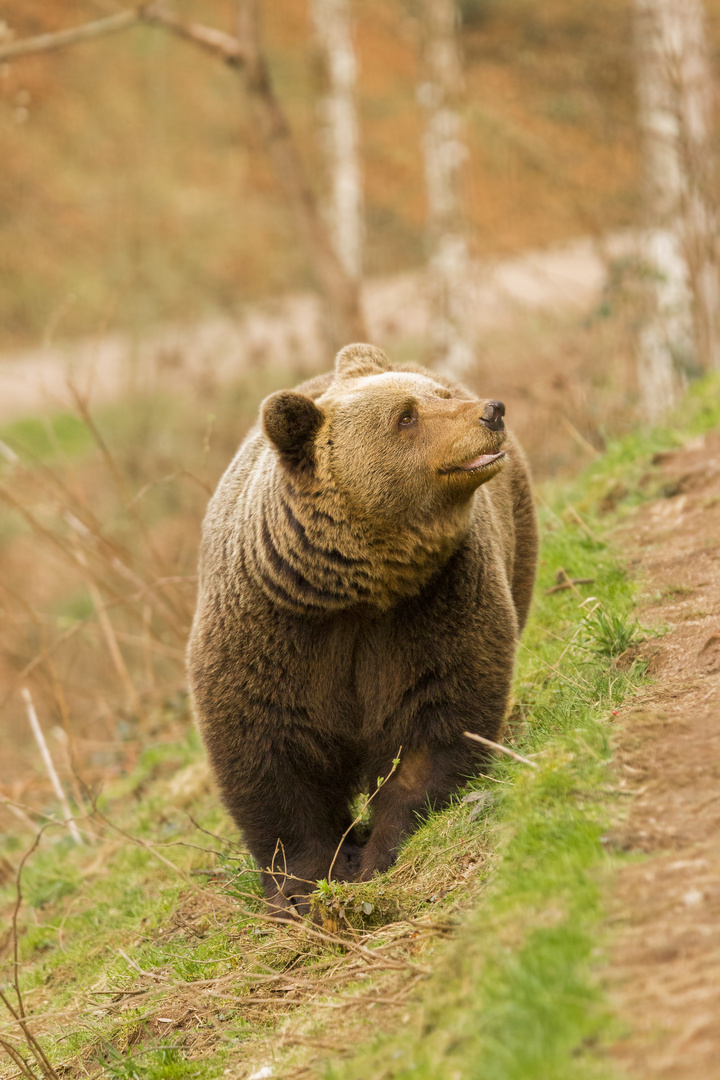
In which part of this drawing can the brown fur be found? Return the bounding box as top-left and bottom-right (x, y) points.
(187, 344), (538, 915)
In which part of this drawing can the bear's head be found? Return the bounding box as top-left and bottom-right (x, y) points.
(261, 344), (507, 527)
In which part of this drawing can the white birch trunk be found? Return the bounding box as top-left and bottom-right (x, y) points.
(418, 0), (475, 378)
(311, 0), (363, 283)
(634, 0), (719, 421)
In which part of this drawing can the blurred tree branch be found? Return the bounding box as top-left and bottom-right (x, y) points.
(0, 3), (367, 351)
(142, 4), (245, 64)
(0, 10), (138, 60)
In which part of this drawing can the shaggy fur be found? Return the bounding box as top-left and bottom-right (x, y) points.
(188, 344), (538, 915)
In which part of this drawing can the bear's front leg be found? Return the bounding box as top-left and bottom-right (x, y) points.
(218, 748), (363, 918)
(260, 833), (362, 919)
(359, 744), (469, 880)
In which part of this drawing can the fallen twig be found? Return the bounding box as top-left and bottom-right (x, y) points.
(546, 568), (595, 594)
(463, 731), (538, 768)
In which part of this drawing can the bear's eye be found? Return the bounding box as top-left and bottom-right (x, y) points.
(398, 410), (417, 428)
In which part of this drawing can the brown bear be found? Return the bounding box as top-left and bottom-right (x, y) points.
(187, 344), (538, 916)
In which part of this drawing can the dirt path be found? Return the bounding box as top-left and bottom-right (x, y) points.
(607, 429), (720, 1077)
(0, 232), (633, 422)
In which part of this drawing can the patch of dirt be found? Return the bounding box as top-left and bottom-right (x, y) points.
(606, 428), (720, 1078)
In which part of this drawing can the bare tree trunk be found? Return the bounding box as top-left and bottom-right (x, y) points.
(310, 0), (363, 283)
(418, 0), (475, 379)
(237, 0), (366, 349)
(634, 0), (719, 420)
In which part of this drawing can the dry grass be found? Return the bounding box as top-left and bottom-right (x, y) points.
(0, 366), (294, 811)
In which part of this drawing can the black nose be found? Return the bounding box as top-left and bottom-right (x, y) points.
(481, 400), (505, 432)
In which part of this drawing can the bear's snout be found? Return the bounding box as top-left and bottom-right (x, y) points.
(481, 400), (505, 433)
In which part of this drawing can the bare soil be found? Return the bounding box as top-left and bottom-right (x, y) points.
(607, 429), (720, 1078)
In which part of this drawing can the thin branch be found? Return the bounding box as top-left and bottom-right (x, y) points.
(70, 540), (141, 717)
(4, 827), (62, 1080)
(463, 731), (538, 768)
(0, 1036), (37, 1080)
(0, 10), (138, 61)
(327, 749), (401, 883)
(141, 3), (245, 63)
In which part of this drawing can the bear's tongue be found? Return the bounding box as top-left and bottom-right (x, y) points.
(459, 451), (505, 472)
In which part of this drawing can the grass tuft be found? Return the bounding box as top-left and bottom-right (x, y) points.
(578, 606), (642, 658)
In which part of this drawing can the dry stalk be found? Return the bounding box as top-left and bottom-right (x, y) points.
(0, 796), (98, 845)
(85, 804), (237, 915)
(126, 469), (213, 510)
(43, 657), (89, 817)
(559, 415), (600, 459)
(545, 567), (595, 595)
(142, 604), (155, 691)
(246, 909), (428, 973)
(185, 813), (248, 855)
(71, 539), (141, 717)
(0, 1036), (38, 1080)
(61, 507), (188, 639)
(64, 389), (193, 633)
(0, 574), (194, 715)
(0, 794), (37, 835)
(533, 601), (601, 688)
(564, 503), (604, 545)
(21, 689), (83, 844)
(463, 731), (538, 769)
(515, 639), (591, 694)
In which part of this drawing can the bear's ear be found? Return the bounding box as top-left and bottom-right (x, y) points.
(262, 391), (324, 467)
(334, 343), (391, 380)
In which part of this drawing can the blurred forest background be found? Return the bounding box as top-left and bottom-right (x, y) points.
(0, 0), (718, 818)
(2, 0), (639, 343)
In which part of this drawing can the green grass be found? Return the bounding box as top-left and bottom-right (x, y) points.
(557, 370), (720, 517)
(0, 413), (94, 463)
(2, 373), (719, 1079)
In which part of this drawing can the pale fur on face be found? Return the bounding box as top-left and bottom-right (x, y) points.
(315, 369), (506, 524)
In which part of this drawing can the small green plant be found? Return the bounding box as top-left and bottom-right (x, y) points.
(95, 1040), (190, 1080)
(579, 605), (641, 658)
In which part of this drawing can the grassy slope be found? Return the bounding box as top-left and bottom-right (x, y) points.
(325, 372), (720, 1080)
(1, 374), (719, 1080)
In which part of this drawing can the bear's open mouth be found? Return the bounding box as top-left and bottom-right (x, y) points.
(440, 450), (506, 475)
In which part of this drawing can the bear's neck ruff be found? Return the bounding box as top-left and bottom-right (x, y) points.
(243, 470), (465, 614)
